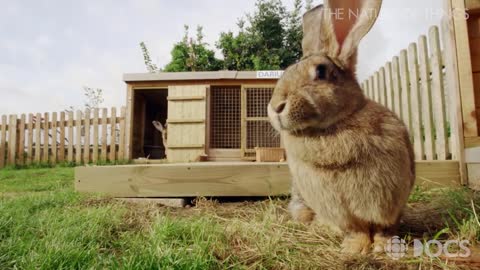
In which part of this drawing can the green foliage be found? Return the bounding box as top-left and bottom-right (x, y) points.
(141, 0), (310, 72)
(217, 0), (305, 70)
(82, 86), (104, 110)
(163, 25), (223, 72)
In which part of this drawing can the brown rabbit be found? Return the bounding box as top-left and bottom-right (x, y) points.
(268, 0), (415, 254)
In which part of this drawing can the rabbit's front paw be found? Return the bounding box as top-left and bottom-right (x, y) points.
(341, 232), (371, 254)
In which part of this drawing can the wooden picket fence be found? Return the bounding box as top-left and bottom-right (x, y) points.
(361, 25), (453, 161)
(0, 107), (126, 168)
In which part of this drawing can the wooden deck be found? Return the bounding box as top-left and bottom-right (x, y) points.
(75, 161), (461, 197)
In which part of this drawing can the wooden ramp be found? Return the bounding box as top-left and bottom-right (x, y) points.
(75, 161), (461, 197)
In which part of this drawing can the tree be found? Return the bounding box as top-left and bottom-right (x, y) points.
(141, 26), (222, 72)
(217, 0), (306, 70)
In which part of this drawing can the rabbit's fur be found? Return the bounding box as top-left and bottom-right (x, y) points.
(268, 0), (415, 254)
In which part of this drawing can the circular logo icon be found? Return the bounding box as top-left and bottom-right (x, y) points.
(385, 236), (408, 260)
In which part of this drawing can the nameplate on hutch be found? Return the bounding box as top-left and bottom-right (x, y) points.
(256, 70), (284, 79)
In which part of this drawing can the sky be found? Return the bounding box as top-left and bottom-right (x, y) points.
(0, 0), (444, 115)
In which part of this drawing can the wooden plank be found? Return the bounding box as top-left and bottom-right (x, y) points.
(369, 76), (375, 101)
(42, 113), (49, 163)
(418, 35), (436, 160)
(101, 108), (108, 161)
(67, 111), (74, 163)
(92, 108), (99, 163)
(392, 56), (403, 118)
(373, 72), (379, 103)
(167, 96), (205, 101)
(408, 43), (425, 160)
(399, 50), (412, 132)
(118, 107), (126, 161)
(0, 115), (6, 168)
(465, 136), (480, 148)
(168, 144), (205, 149)
(59, 112), (65, 163)
(74, 161), (460, 197)
(442, 2), (468, 184)
(384, 62), (394, 111)
(83, 109), (90, 164)
(109, 107), (117, 162)
(378, 67), (387, 107)
(466, 0), (480, 11)
(75, 110), (82, 164)
(51, 112), (57, 164)
(167, 119), (205, 124)
(467, 163), (480, 190)
(26, 114), (33, 165)
(7, 115), (17, 166)
(75, 162), (292, 197)
(429, 26), (450, 160)
(125, 85), (133, 160)
(17, 114), (26, 165)
(468, 15), (480, 38)
(472, 55), (480, 73)
(451, 0), (478, 137)
(34, 113), (41, 163)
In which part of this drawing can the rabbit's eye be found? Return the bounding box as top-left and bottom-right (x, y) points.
(316, 64), (327, 80)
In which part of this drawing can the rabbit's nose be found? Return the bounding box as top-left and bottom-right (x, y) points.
(274, 102), (287, 114)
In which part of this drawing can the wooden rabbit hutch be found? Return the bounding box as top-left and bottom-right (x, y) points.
(122, 71), (283, 163)
(76, 0), (480, 197)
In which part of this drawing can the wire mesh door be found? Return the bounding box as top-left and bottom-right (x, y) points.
(241, 85), (280, 159)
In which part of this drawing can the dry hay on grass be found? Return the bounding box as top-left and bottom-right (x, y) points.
(81, 194), (477, 270)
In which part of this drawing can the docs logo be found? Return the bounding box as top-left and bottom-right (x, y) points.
(385, 236), (471, 260)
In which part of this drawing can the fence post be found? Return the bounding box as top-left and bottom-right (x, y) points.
(75, 110), (82, 164)
(7, 115), (17, 166)
(59, 112), (66, 163)
(92, 108), (99, 164)
(17, 114), (26, 165)
(118, 107), (126, 161)
(0, 115), (6, 168)
(109, 107), (117, 162)
(35, 113), (41, 163)
(51, 112), (58, 165)
(83, 109), (91, 164)
(27, 114), (33, 165)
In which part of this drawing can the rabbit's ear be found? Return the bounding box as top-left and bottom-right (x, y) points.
(332, 0), (382, 68)
(302, 0), (382, 69)
(302, 5), (338, 58)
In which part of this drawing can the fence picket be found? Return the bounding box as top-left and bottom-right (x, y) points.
(385, 62), (394, 111)
(43, 113), (49, 163)
(392, 56), (402, 118)
(92, 108), (99, 163)
(83, 109), (91, 164)
(59, 112), (65, 162)
(18, 114), (26, 165)
(399, 50), (412, 132)
(101, 108), (108, 161)
(75, 110), (82, 164)
(67, 111), (74, 162)
(418, 35), (436, 160)
(119, 107), (126, 161)
(109, 107), (117, 162)
(407, 43), (425, 160)
(51, 112), (58, 164)
(35, 113), (41, 163)
(369, 76), (375, 101)
(373, 72), (380, 103)
(7, 115), (17, 166)
(378, 67), (387, 106)
(27, 114), (33, 165)
(0, 115), (6, 168)
(429, 26), (449, 160)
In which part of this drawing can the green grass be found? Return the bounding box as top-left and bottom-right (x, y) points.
(0, 167), (479, 269)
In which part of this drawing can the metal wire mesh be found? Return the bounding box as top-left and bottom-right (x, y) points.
(210, 86), (241, 149)
(246, 87), (272, 117)
(245, 86), (280, 152)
